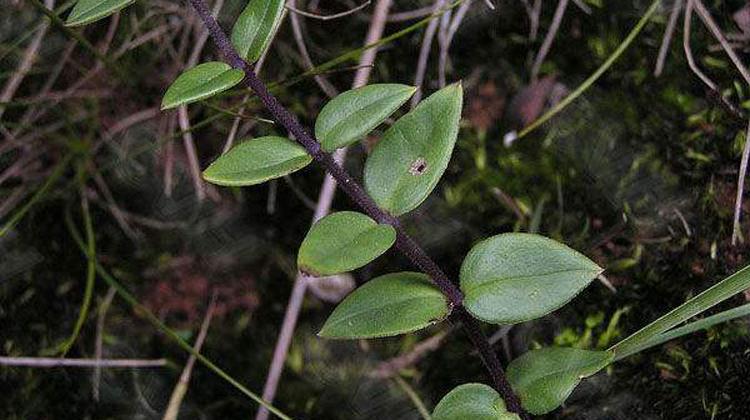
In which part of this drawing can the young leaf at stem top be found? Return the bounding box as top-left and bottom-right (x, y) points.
(364, 83), (463, 216)
(432, 383), (521, 420)
(65, 0), (135, 27)
(231, 0), (286, 62)
(506, 347), (613, 415)
(315, 84), (417, 152)
(318, 272), (450, 339)
(297, 211), (396, 276)
(460, 233), (602, 325)
(202, 136), (312, 186)
(161, 62), (245, 110)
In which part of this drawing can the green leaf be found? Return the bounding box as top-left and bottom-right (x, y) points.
(203, 136), (312, 186)
(432, 383), (521, 420)
(460, 233), (602, 325)
(507, 347), (613, 415)
(66, 0), (135, 27)
(364, 83), (463, 216)
(161, 62), (245, 110)
(319, 272), (450, 339)
(610, 263), (750, 360)
(315, 84), (417, 152)
(231, 0), (285, 62)
(298, 211), (396, 276)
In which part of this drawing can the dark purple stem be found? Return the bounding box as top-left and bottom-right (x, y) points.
(187, 0), (527, 416)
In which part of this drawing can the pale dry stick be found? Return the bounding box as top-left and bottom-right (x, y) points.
(438, 0), (473, 88)
(163, 293), (217, 420)
(255, 2), (393, 419)
(0, 357), (167, 368)
(91, 171), (141, 241)
(370, 328), (454, 378)
(163, 115), (177, 195)
(689, 0), (750, 244)
(436, 6), (452, 88)
(93, 286), (117, 401)
(692, 0), (750, 85)
(286, 0), (371, 20)
(0, 0), (54, 121)
(654, 0), (683, 77)
(734, 119), (750, 245)
(571, 0), (590, 14)
(177, 0), (226, 202)
(386, 5), (434, 22)
(520, 0), (542, 41)
(683, 0), (718, 91)
(411, 0), (448, 108)
(289, 0), (339, 98)
(530, 0), (569, 82)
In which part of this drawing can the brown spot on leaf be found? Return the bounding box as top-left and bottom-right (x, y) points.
(409, 158), (428, 176)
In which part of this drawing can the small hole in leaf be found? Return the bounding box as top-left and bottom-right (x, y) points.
(409, 158), (428, 176)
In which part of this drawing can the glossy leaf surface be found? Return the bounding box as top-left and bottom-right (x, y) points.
(460, 233), (602, 324)
(298, 211), (396, 276)
(364, 84), (463, 216)
(231, 0), (285, 62)
(319, 272), (450, 339)
(161, 62), (244, 110)
(203, 136), (311, 186)
(507, 347), (613, 415)
(315, 84), (417, 152)
(432, 383), (521, 420)
(66, 0), (135, 27)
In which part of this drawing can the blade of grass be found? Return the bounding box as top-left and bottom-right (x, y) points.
(57, 185), (97, 356)
(609, 264), (750, 360)
(63, 209), (293, 420)
(516, 0), (661, 140)
(614, 303), (750, 361)
(393, 376), (432, 420)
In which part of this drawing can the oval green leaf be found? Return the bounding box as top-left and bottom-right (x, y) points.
(507, 347), (613, 415)
(231, 0), (285, 62)
(318, 272), (450, 339)
(460, 233), (603, 325)
(364, 83), (463, 216)
(66, 0), (135, 27)
(162, 62), (245, 110)
(432, 383), (521, 420)
(203, 136), (312, 186)
(315, 84), (417, 152)
(298, 211), (396, 277)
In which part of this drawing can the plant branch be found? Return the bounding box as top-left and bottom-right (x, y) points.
(187, 0), (526, 415)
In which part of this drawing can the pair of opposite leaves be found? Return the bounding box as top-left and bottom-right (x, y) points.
(198, 83), (462, 217)
(432, 345), (612, 418)
(298, 212), (607, 416)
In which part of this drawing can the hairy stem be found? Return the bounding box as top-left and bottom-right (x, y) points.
(187, 0), (526, 415)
